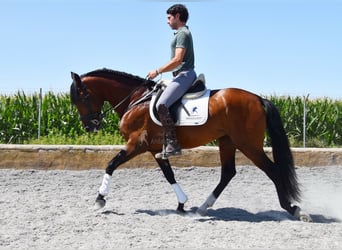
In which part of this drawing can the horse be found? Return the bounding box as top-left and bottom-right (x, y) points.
(70, 68), (311, 222)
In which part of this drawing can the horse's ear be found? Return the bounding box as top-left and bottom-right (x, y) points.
(71, 71), (86, 92)
(71, 72), (81, 84)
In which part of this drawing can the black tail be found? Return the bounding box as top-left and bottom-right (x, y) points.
(261, 98), (301, 202)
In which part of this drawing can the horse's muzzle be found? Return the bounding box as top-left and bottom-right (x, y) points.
(80, 112), (103, 132)
(84, 123), (100, 133)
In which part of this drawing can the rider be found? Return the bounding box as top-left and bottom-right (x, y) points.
(148, 4), (197, 158)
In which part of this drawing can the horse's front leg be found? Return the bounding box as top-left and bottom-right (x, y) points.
(154, 155), (188, 212)
(95, 149), (129, 209)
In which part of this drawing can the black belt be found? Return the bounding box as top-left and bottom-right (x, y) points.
(172, 70), (182, 77)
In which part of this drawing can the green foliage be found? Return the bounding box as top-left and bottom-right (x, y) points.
(0, 91), (341, 147)
(28, 130), (124, 145)
(269, 96), (341, 147)
(0, 91), (124, 145)
(0, 92), (39, 143)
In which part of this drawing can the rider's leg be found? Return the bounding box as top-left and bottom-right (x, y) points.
(157, 70), (196, 107)
(157, 104), (181, 156)
(156, 70), (196, 157)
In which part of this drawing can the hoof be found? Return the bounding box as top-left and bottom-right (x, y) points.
(299, 213), (313, 222)
(294, 207), (312, 222)
(94, 194), (106, 210)
(177, 203), (186, 213)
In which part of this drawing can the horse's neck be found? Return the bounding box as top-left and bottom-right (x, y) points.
(101, 79), (143, 118)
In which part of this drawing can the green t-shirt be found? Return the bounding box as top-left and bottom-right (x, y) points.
(171, 25), (195, 73)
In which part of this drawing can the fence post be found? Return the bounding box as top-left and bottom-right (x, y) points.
(38, 88), (42, 140)
(303, 94), (309, 148)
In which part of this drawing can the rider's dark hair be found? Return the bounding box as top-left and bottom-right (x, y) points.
(167, 4), (189, 23)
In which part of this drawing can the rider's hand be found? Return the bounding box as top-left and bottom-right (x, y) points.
(147, 69), (159, 80)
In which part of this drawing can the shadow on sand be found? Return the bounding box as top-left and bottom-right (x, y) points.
(135, 207), (340, 223)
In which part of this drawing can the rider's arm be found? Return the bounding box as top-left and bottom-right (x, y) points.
(148, 47), (186, 79)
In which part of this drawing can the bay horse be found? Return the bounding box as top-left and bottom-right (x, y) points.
(70, 68), (311, 222)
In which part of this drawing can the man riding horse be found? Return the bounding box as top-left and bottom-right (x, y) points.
(147, 4), (196, 158)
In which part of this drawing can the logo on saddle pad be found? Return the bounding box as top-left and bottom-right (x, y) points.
(149, 75), (210, 126)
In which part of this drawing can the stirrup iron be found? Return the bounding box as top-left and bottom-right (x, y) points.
(155, 143), (181, 159)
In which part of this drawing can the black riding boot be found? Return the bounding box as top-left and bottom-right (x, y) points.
(157, 104), (181, 158)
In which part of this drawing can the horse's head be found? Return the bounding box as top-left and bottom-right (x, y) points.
(70, 72), (104, 132)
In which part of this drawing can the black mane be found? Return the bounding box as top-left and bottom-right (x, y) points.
(82, 68), (146, 85)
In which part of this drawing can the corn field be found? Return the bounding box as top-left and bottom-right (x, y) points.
(0, 91), (122, 145)
(0, 91), (341, 147)
(268, 96), (341, 147)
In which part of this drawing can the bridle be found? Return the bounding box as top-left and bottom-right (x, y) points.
(73, 89), (103, 131)
(74, 77), (153, 131)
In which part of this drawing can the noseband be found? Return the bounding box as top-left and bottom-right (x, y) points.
(72, 89), (103, 130)
(80, 111), (103, 127)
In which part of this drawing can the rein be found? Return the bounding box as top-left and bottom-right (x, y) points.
(105, 79), (152, 114)
(80, 78), (153, 126)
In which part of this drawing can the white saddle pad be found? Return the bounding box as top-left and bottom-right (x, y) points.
(149, 89), (210, 126)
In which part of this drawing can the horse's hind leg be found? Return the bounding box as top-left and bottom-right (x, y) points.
(241, 147), (310, 220)
(198, 136), (237, 215)
(255, 153), (296, 213)
(154, 155), (188, 212)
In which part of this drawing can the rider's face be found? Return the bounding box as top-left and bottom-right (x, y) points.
(167, 14), (180, 30)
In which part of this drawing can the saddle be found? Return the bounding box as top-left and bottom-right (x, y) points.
(149, 74), (210, 126)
